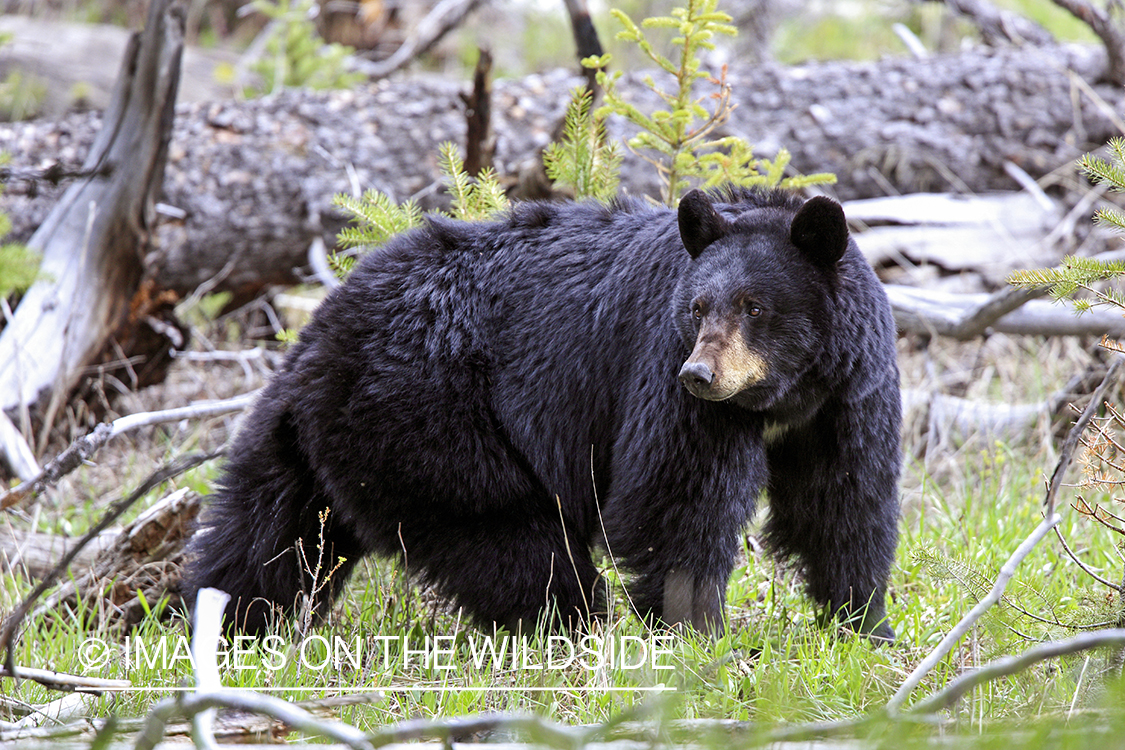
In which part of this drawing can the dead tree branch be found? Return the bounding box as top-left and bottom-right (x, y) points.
(1047, 354), (1125, 513)
(349, 0), (485, 80)
(460, 48), (494, 177)
(886, 511), (1064, 713)
(934, 0), (1056, 46)
(0, 665), (130, 694)
(0, 0), (185, 446)
(888, 356), (1125, 713)
(911, 629), (1125, 714)
(887, 285), (1125, 339)
(563, 0), (605, 92)
(1051, 0), (1125, 85)
(0, 391), (256, 511)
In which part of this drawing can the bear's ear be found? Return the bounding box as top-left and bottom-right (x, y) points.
(790, 195), (849, 267)
(678, 189), (727, 259)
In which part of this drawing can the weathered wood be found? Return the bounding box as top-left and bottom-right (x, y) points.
(848, 191), (1064, 285)
(0, 412), (37, 481)
(1050, 0), (1125, 86)
(0, 43), (1118, 297)
(460, 48), (494, 176)
(0, 528), (116, 580)
(347, 0), (487, 80)
(886, 284), (1125, 338)
(935, 0), (1055, 46)
(0, 0), (184, 428)
(563, 0), (604, 92)
(29, 488), (201, 632)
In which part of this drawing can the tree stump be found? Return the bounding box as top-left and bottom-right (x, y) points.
(0, 0), (185, 472)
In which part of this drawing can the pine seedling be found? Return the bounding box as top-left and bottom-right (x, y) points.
(245, 0), (364, 97)
(543, 86), (622, 201)
(1009, 138), (1125, 349)
(586, 0), (834, 205)
(439, 142), (509, 221)
(0, 241), (40, 298)
(0, 154), (38, 298)
(333, 190), (424, 253)
(331, 143), (507, 281)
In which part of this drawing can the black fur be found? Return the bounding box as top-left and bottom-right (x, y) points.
(181, 187), (901, 639)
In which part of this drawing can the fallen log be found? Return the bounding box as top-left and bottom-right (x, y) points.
(29, 487), (201, 632)
(848, 191), (1063, 286)
(0, 528), (116, 581)
(0, 43), (1118, 297)
(886, 284), (1125, 339)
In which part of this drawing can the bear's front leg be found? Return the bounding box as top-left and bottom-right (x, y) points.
(764, 392), (900, 642)
(610, 509), (747, 636)
(662, 567), (727, 634)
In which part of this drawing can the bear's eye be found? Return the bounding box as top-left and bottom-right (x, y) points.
(691, 304), (703, 321)
(744, 303), (762, 318)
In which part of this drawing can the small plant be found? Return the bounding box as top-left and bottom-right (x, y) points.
(438, 142), (509, 221)
(245, 0), (364, 97)
(0, 33), (45, 122)
(295, 507), (348, 634)
(0, 241), (39, 300)
(586, 0), (834, 205)
(0, 154), (38, 300)
(1009, 137), (1125, 351)
(543, 86), (622, 201)
(1007, 137), (1125, 639)
(331, 143), (507, 277)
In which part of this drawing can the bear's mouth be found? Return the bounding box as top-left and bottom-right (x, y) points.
(680, 379), (741, 401)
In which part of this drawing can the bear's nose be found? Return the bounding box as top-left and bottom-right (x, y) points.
(678, 361), (714, 390)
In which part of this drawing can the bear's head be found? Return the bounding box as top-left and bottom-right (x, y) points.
(673, 188), (849, 412)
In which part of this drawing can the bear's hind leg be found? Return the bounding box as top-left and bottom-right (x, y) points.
(398, 510), (603, 632)
(181, 405), (368, 633)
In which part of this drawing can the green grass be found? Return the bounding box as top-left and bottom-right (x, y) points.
(771, 0), (1098, 64)
(4, 425), (1125, 745)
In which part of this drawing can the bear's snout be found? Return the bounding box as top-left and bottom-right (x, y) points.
(678, 361), (715, 394)
(680, 323), (769, 401)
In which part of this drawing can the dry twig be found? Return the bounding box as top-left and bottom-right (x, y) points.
(0, 391), (256, 510)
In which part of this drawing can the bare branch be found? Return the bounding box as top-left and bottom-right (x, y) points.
(0, 391), (256, 510)
(886, 511), (1063, 713)
(886, 285), (1125, 340)
(0, 162), (114, 195)
(1051, 0), (1125, 86)
(0, 665), (130, 693)
(1047, 355), (1125, 514)
(349, 0), (485, 80)
(910, 629), (1125, 714)
(934, 0), (1055, 46)
(1053, 521), (1122, 590)
(134, 586), (377, 750)
(888, 357), (1125, 712)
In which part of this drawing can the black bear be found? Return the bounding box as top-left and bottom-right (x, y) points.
(181, 187), (901, 641)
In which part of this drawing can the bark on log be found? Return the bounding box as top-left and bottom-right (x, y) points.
(0, 1), (184, 425)
(0, 43), (1118, 298)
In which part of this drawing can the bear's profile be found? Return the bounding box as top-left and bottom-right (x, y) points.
(182, 188), (901, 641)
